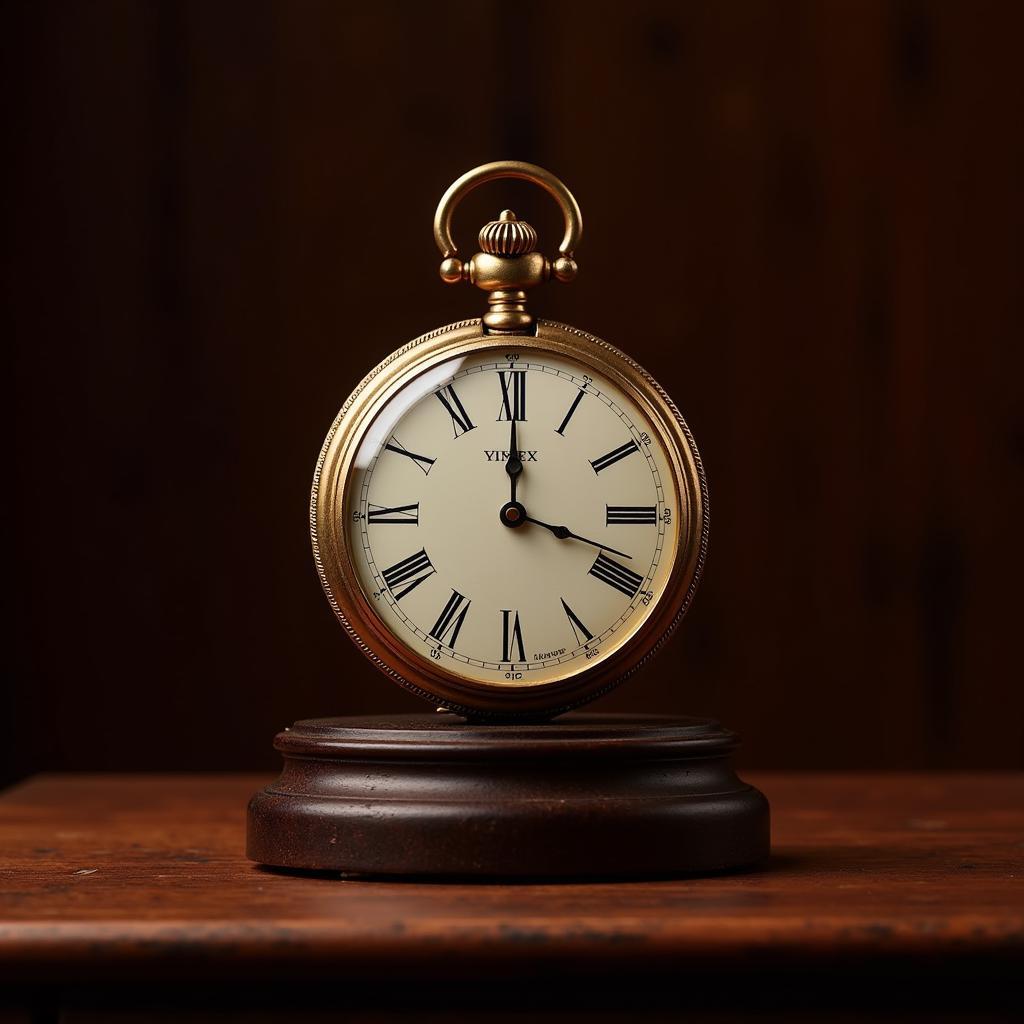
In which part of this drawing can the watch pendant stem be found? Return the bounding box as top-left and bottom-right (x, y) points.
(484, 289), (531, 332)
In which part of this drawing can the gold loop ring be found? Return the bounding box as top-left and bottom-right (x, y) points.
(433, 161), (583, 259)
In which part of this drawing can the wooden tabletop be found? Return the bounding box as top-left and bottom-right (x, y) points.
(1, 772), (1022, 1012)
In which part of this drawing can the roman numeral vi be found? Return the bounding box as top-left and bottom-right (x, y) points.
(501, 609), (526, 662)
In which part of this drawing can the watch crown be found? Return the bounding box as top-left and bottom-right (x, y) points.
(478, 210), (538, 256)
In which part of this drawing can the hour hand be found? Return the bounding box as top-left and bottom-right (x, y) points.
(505, 419), (522, 502)
(524, 515), (632, 560)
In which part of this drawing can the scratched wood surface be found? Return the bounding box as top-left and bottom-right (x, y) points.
(0, 772), (1021, 979)
(3, 773), (1022, 1019)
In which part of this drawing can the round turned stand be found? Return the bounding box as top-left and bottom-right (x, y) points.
(246, 713), (770, 878)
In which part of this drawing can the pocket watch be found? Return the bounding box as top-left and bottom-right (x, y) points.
(311, 162), (708, 718)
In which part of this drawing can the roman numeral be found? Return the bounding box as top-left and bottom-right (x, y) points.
(367, 502), (419, 525)
(429, 590), (471, 649)
(560, 598), (593, 646)
(590, 439), (640, 474)
(589, 552), (645, 598)
(384, 436), (435, 475)
(497, 370), (527, 421)
(381, 548), (435, 600)
(555, 389), (585, 435)
(435, 384), (475, 437)
(501, 609), (526, 662)
(606, 505), (657, 525)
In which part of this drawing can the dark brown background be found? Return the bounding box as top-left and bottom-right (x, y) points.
(4, 0), (1022, 782)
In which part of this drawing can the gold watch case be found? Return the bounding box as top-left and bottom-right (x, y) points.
(311, 317), (708, 718)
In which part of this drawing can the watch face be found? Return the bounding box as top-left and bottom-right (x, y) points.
(341, 343), (685, 692)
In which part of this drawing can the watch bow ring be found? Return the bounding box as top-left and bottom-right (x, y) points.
(434, 160), (583, 330)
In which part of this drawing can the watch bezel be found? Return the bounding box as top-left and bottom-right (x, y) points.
(311, 318), (708, 718)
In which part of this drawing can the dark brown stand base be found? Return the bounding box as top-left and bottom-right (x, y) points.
(246, 713), (770, 878)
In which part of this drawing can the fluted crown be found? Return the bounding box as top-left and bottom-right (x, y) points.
(478, 209), (538, 256)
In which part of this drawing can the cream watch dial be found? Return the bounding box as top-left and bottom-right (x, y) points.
(344, 350), (683, 688)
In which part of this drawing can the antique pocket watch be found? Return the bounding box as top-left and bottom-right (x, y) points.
(311, 162), (708, 718)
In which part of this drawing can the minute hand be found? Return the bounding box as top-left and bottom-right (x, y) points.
(524, 516), (632, 560)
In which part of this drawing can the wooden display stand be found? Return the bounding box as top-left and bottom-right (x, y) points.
(247, 713), (769, 877)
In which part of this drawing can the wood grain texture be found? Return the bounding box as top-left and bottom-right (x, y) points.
(5, 2), (1024, 784)
(0, 773), (1021, 985)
